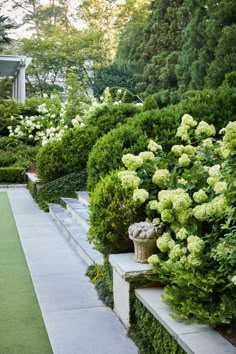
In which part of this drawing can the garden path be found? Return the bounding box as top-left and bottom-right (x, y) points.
(1, 187), (138, 354)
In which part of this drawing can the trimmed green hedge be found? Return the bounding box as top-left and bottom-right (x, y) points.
(87, 87), (236, 190)
(88, 171), (144, 254)
(0, 167), (25, 183)
(36, 104), (140, 184)
(86, 103), (141, 136)
(0, 138), (38, 169)
(130, 298), (186, 354)
(28, 171), (87, 211)
(87, 106), (180, 190)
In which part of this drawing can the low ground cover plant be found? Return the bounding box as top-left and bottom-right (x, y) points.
(119, 115), (236, 326)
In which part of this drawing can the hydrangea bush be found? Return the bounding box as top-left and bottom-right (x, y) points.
(7, 101), (85, 146)
(120, 114), (236, 326)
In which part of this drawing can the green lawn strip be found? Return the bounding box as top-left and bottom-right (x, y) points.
(0, 192), (52, 354)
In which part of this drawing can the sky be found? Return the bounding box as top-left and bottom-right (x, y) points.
(0, 0), (82, 39)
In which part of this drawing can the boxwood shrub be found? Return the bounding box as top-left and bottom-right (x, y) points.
(86, 103), (141, 136)
(88, 171), (144, 254)
(87, 87), (236, 190)
(87, 106), (180, 190)
(0, 167), (25, 183)
(36, 104), (140, 184)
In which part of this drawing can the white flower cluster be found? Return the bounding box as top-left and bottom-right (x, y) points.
(152, 169), (170, 187)
(195, 121), (216, 138)
(133, 189), (149, 204)
(118, 171), (140, 189)
(176, 114), (197, 142)
(8, 102), (68, 146)
(148, 139), (162, 152)
(192, 195), (230, 221)
(220, 121), (236, 157)
(122, 153), (143, 171)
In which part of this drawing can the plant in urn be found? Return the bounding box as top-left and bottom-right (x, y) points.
(128, 222), (162, 263)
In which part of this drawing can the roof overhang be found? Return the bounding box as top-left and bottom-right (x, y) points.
(0, 55), (32, 78)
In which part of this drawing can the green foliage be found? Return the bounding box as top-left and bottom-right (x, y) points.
(176, 1), (208, 92)
(93, 63), (136, 98)
(0, 137), (38, 169)
(178, 87), (236, 128)
(37, 103), (139, 183)
(32, 172), (87, 210)
(87, 86), (236, 190)
(143, 95), (158, 111)
(206, 24), (236, 88)
(0, 15), (15, 49)
(86, 257), (113, 308)
(86, 103), (140, 136)
(115, 0), (236, 101)
(0, 100), (21, 136)
(119, 116), (236, 326)
(36, 139), (66, 183)
(0, 78), (12, 99)
(86, 123), (149, 190)
(130, 297), (186, 354)
(223, 71), (236, 88)
(0, 167), (25, 183)
(88, 171), (144, 254)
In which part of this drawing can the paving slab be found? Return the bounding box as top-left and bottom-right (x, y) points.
(5, 188), (138, 354)
(44, 307), (137, 354)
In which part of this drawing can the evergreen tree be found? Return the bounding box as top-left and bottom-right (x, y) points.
(128, 0), (188, 105)
(205, 0), (236, 87)
(0, 15), (15, 50)
(176, 0), (209, 93)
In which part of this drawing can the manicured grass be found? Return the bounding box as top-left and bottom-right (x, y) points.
(0, 192), (52, 354)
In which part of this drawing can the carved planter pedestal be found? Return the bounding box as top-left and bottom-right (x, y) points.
(132, 238), (157, 264)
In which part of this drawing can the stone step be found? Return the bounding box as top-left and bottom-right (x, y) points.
(76, 191), (90, 207)
(135, 288), (236, 354)
(49, 203), (103, 266)
(61, 197), (89, 232)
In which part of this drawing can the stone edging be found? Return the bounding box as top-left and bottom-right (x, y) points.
(135, 288), (236, 354)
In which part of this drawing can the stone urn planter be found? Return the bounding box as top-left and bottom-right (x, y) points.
(128, 222), (162, 263)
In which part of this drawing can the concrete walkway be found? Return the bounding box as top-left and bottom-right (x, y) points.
(1, 188), (138, 354)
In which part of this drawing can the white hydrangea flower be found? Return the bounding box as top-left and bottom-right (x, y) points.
(122, 153), (143, 171)
(231, 275), (236, 286)
(152, 169), (170, 187)
(176, 227), (188, 240)
(213, 181), (227, 194)
(118, 171), (140, 189)
(156, 232), (175, 253)
(179, 153), (191, 167)
(183, 145), (195, 155)
(132, 189), (149, 204)
(181, 114), (197, 127)
(193, 189), (208, 204)
(195, 121), (216, 138)
(148, 139), (162, 152)
(208, 164), (221, 177)
(176, 124), (190, 142)
(139, 151), (155, 160)
(147, 200), (159, 210)
(171, 145), (184, 157)
(187, 235), (204, 254)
